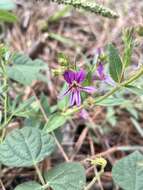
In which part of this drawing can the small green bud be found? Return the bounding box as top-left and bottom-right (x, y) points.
(58, 52), (70, 67)
(87, 157), (107, 170)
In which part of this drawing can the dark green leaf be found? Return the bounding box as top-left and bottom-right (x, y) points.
(0, 127), (55, 167)
(44, 113), (68, 133)
(7, 53), (47, 85)
(112, 151), (143, 190)
(44, 162), (86, 190)
(14, 181), (42, 190)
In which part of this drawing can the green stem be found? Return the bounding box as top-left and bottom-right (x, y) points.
(0, 113), (13, 130)
(122, 67), (143, 86)
(94, 86), (120, 104)
(92, 67), (143, 106)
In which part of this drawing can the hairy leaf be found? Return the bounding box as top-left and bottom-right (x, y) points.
(108, 44), (123, 82)
(7, 53), (47, 85)
(122, 28), (134, 67)
(44, 113), (68, 133)
(0, 127), (55, 167)
(10, 96), (36, 118)
(112, 151), (143, 190)
(44, 162), (86, 190)
(14, 181), (42, 190)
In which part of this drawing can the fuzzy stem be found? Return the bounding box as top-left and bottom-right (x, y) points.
(34, 163), (45, 186)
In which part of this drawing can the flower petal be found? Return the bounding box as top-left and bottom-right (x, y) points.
(81, 86), (96, 93)
(70, 91), (75, 106)
(75, 90), (81, 106)
(75, 69), (86, 83)
(97, 63), (105, 80)
(63, 70), (75, 84)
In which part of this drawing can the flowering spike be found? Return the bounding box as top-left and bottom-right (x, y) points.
(51, 0), (119, 19)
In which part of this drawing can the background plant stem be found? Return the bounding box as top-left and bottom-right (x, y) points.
(84, 169), (104, 190)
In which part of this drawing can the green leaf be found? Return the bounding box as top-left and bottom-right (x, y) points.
(108, 44), (123, 82)
(7, 53), (47, 86)
(14, 181), (42, 190)
(44, 113), (68, 133)
(96, 97), (130, 106)
(0, 10), (17, 23)
(0, 0), (15, 10)
(0, 127), (55, 167)
(10, 96), (36, 118)
(125, 85), (143, 96)
(44, 162), (86, 190)
(51, 0), (119, 18)
(122, 28), (134, 67)
(112, 151), (143, 190)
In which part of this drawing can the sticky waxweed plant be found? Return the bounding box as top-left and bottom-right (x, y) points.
(54, 27), (143, 189)
(0, 1), (143, 190)
(0, 28), (143, 190)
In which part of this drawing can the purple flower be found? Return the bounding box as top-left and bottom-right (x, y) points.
(97, 63), (115, 86)
(61, 70), (95, 106)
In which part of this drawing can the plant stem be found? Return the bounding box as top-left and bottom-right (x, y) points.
(3, 76), (8, 123)
(34, 163), (45, 186)
(52, 131), (69, 162)
(84, 170), (104, 190)
(94, 86), (120, 104)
